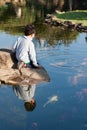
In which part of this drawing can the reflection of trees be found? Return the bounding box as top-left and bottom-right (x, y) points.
(36, 24), (79, 46)
(0, 18), (79, 46)
(0, 1), (79, 46)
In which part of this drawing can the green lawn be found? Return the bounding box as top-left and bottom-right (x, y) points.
(55, 10), (87, 26)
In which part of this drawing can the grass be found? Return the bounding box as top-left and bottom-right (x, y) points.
(55, 10), (87, 26)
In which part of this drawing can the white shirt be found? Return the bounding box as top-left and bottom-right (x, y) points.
(12, 36), (38, 66)
(13, 84), (36, 102)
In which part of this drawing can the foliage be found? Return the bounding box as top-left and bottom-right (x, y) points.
(0, 3), (16, 21)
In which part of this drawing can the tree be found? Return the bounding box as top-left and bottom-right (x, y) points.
(69, 0), (72, 11)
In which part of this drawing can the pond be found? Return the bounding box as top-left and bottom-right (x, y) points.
(0, 31), (87, 130)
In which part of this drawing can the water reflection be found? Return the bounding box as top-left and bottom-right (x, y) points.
(0, 3), (79, 45)
(13, 84), (36, 112)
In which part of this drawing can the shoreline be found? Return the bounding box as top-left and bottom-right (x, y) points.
(44, 11), (87, 33)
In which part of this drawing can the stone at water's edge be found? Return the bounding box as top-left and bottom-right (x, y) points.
(0, 49), (50, 85)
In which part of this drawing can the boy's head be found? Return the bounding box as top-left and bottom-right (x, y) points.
(24, 99), (36, 112)
(24, 24), (36, 37)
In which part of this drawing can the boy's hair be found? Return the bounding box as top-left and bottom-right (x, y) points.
(24, 100), (36, 111)
(24, 24), (36, 36)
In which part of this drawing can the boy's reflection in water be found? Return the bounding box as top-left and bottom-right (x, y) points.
(13, 84), (36, 112)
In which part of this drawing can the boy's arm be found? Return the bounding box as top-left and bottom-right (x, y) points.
(29, 42), (38, 67)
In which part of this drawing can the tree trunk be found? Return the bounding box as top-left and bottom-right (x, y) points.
(69, 0), (72, 11)
(56, 0), (65, 11)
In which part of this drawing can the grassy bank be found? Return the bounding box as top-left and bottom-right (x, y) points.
(55, 10), (87, 26)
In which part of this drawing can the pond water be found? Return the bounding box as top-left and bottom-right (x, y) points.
(0, 31), (87, 130)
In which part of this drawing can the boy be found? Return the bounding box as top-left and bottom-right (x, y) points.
(12, 24), (39, 70)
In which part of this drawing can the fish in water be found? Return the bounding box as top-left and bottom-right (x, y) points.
(43, 95), (58, 108)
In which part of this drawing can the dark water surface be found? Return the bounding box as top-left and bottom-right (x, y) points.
(0, 32), (87, 130)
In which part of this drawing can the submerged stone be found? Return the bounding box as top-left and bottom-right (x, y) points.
(0, 49), (50, 85)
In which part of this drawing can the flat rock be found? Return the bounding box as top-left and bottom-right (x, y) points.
(0, 49), (50, 85)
